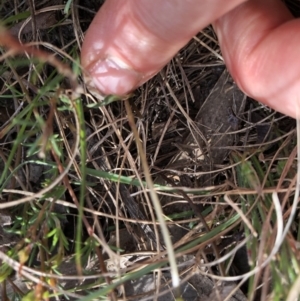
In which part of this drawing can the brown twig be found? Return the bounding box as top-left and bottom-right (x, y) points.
(0, 28), (79, 92)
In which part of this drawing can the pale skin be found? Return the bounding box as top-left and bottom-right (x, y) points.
(81, 0), (300, 118)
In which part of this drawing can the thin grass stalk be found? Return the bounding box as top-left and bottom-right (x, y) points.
(124, 98), (180, 288)
(74, 97), (87, 276)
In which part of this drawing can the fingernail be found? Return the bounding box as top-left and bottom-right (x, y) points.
(86, 56), (142, 96)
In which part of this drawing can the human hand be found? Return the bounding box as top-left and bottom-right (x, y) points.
(81, 0), (300, 118)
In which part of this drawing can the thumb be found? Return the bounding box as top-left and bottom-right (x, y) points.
(81, 0), (246, 96)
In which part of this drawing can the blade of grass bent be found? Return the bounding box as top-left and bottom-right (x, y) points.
(124, 99), (180, 288)
(73, 97), (87, 275)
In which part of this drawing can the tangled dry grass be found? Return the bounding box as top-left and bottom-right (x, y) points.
(0, 1), (300, 301)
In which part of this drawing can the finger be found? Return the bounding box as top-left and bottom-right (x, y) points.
(81, 0), (246, 96)
(214, 0), (300, 118)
